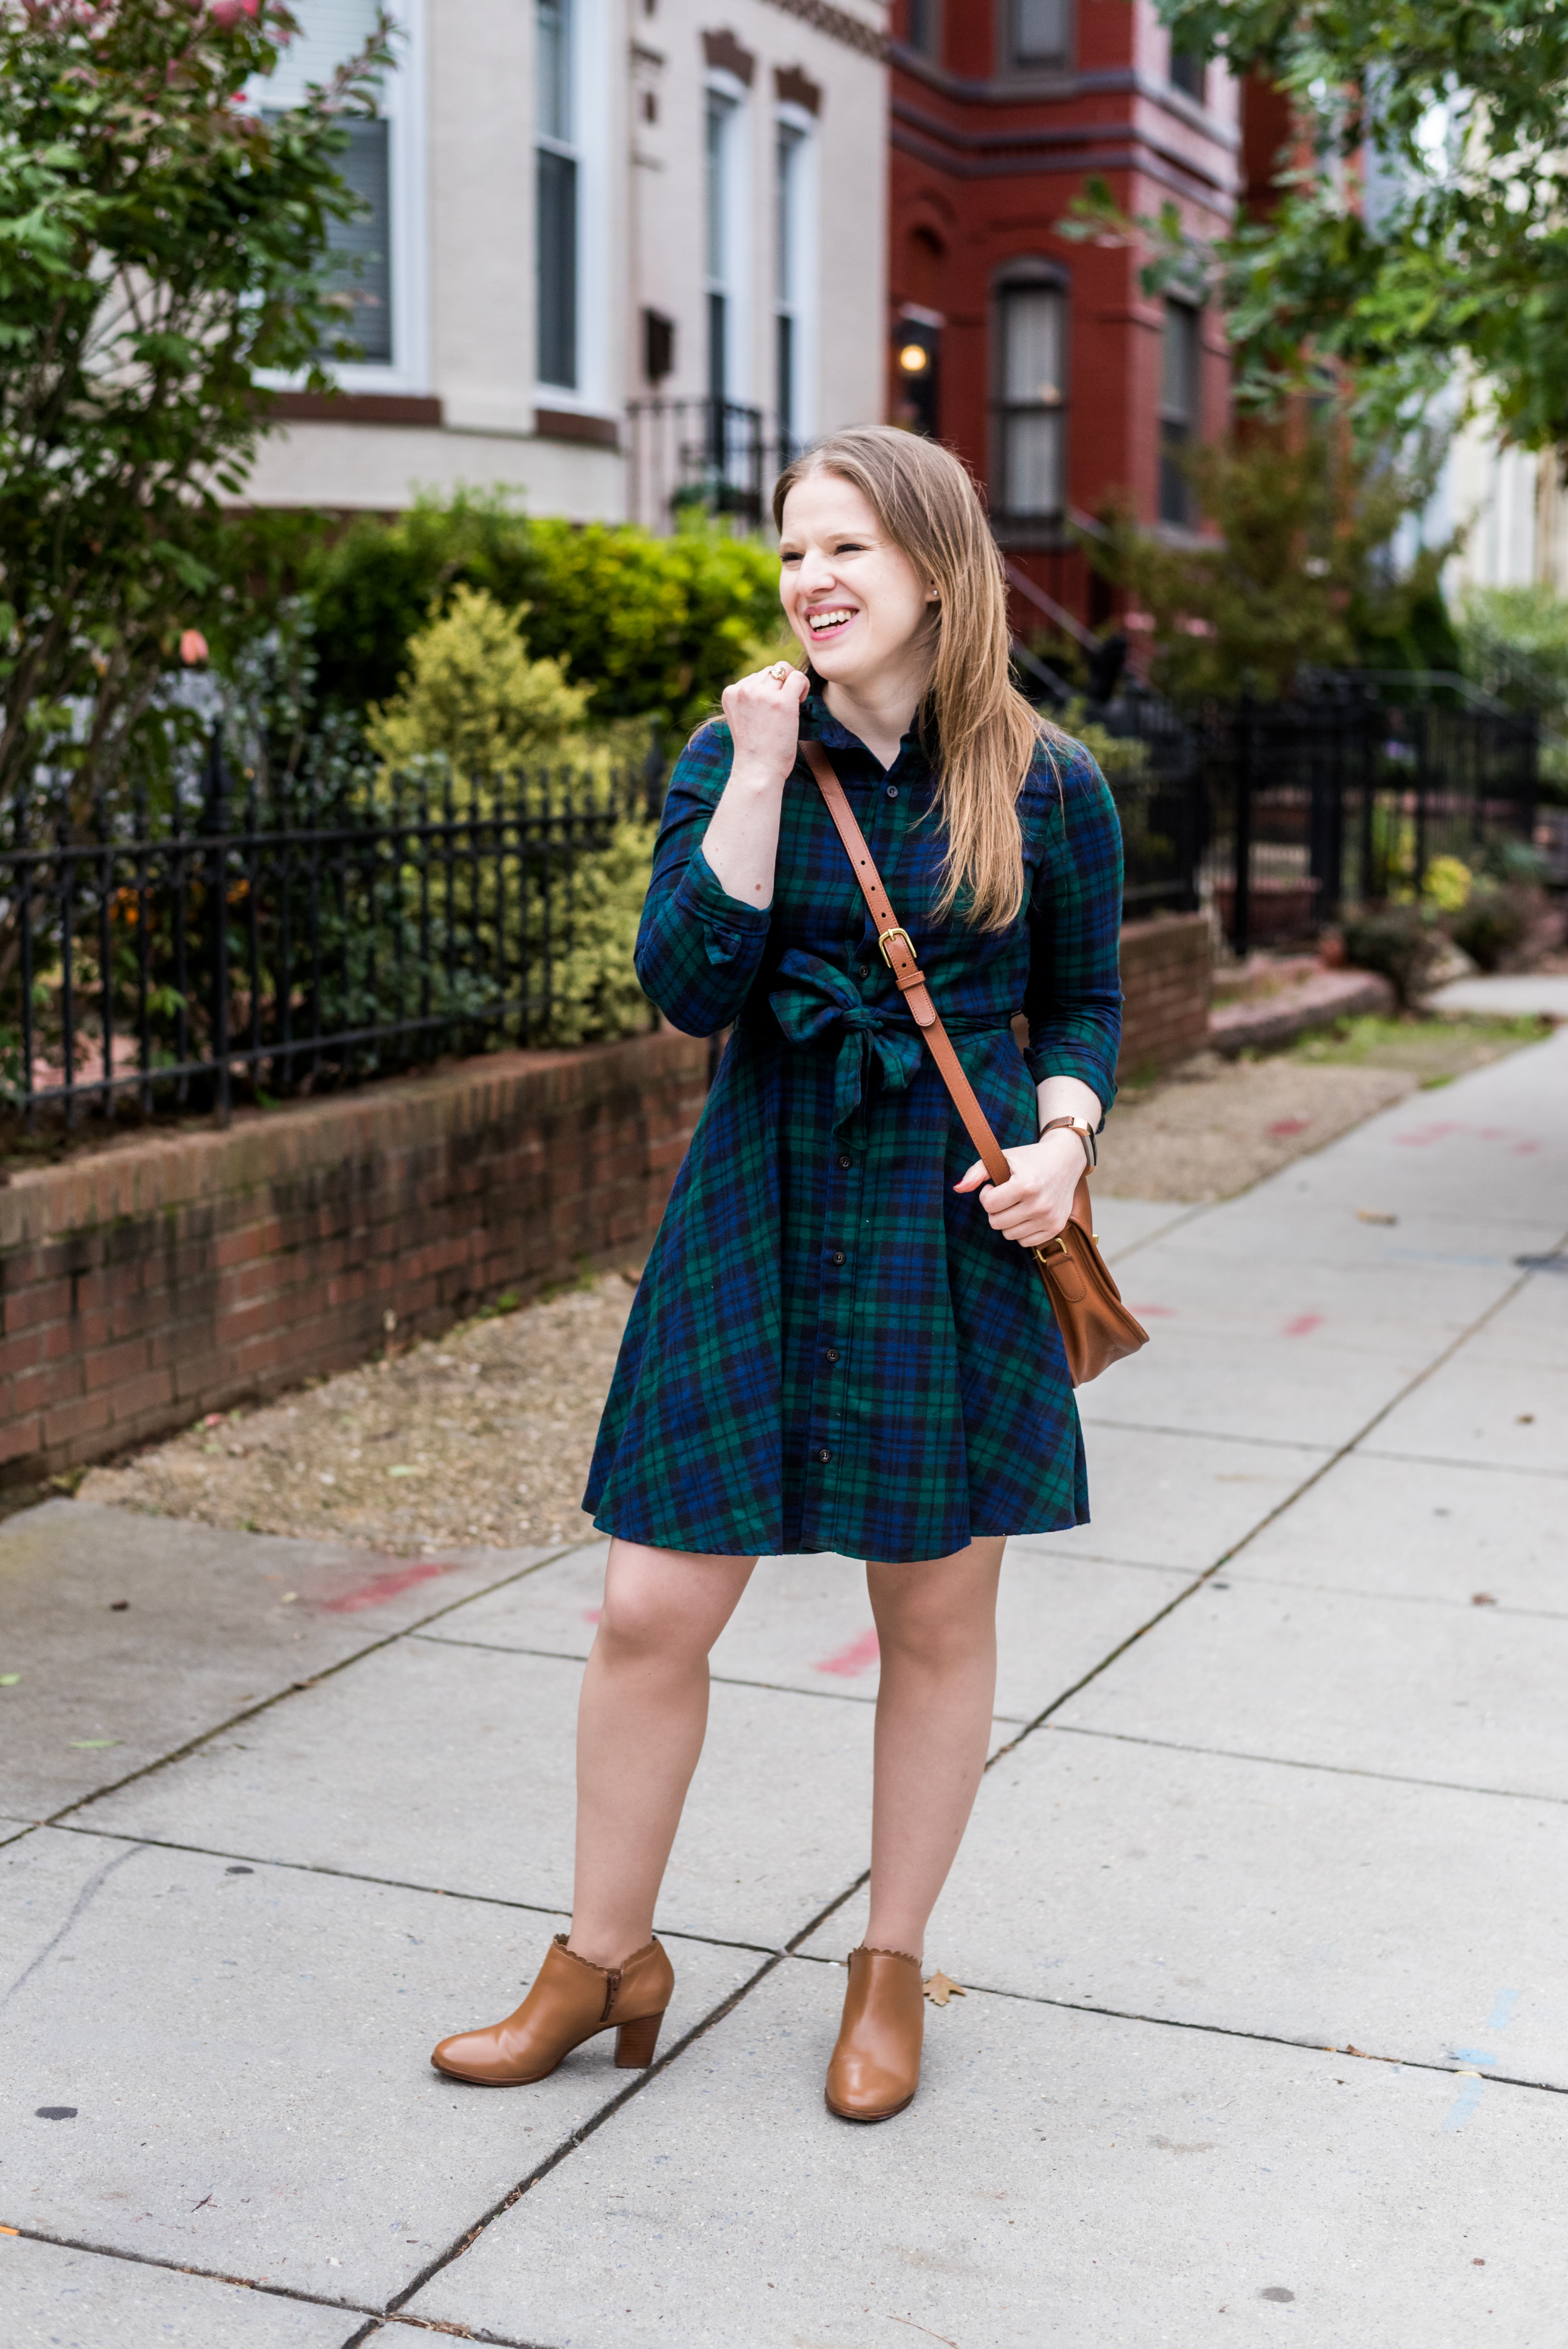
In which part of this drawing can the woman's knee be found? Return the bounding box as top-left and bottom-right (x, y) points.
(873, 1590), (995, 1673)
(870, 1553), (1000, 1671)
(595, 1548), (751, 1667)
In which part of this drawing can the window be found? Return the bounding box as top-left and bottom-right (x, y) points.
(775, 121), (807, 450)
(1007, 0), (1069, 70)
(536, 0), (578, 389)
(327, 120), (393, 362)
(1160, 300), (1202, 526)
(906, 0), (939, 54)
(1169, 47), (1206, 102)
(706, 90), (738, 417)
(996, 281), (1065, 517)
(253, 0), (415, 379)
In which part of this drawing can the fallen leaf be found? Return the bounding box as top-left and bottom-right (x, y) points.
(0, 1673), (19, 1686)
(924, 1970), (966, 2006)
(1472, 1592), (1497, 1607)
(203, 1411), (225, 1427)
(0, 2225), (19, 2235)
(1517, 1413), (1535, 1424)
(387, 1463), (422, 1478)
(1356, 1208), (1398, 1225)
(69, 1738), (120, 1750)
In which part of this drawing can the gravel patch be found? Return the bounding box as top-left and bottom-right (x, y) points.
(1096, 1054), (1417, 1204)
(78, 1275), (638, 1557)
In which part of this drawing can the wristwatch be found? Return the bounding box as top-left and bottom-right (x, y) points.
(1040, 1114), (1097, 1170)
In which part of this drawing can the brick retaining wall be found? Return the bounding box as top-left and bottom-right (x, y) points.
(0, 920), (1208, 1482)
(0, 1034), (706, 1483)
(1116, 912), (1212, 1082)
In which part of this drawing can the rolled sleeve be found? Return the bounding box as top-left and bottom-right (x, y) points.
(1022, 743), (1124, 1120)
(634, 723), (773, 1035)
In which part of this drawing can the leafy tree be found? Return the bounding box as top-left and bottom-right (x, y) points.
(1072, 3), (1568, 448)
(0, 0), (392, 807)
(304, 494), (783, 731)
(1457, 583), (1568, 711)
(1082, 423), (1453, 700)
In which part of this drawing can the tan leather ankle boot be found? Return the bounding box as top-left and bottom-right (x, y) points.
(431, 1934), (674, 2085)
(824, 1944), (924, 2121)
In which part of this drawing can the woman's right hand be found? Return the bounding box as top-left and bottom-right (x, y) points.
(720, 664), (810, 789)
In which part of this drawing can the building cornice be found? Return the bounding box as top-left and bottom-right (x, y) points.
(758, 0), (887, 63)
(891, 95), (1239, 205)
(890, 41), (1240, 153)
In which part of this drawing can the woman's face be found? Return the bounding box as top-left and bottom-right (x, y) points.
(778, 473), (937, 692)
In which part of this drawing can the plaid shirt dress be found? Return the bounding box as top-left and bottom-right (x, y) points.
(583, 691), (1124, 1564)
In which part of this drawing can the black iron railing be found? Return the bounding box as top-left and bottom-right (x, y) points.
(0, 736), (664, 1132)
(1028, 674), (1541, 954)
(626, 398), (801, 534)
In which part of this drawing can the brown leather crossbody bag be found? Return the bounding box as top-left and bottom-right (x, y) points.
(799, 739), (1148, 1387)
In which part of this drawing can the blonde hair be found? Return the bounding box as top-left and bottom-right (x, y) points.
(772, 426), (1063, 931)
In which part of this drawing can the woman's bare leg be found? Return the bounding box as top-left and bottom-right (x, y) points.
(567, 1538), (756, 1968)
(862, 1536), (1005, 1958)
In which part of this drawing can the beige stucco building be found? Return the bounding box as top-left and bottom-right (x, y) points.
(241, 0), (888, 525)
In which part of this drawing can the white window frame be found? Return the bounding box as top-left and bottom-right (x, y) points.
(251, 0), (429, 396)
(704, 69), (752, 412)
(534, 0), (611, 412)
(994, 272), (1068, 521)
(773, 103), (818, 448)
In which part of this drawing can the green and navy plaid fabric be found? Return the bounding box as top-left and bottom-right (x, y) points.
(584, 691), (1124, 1564)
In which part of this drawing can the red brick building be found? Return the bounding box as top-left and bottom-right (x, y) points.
(887, 0), (1239, 636)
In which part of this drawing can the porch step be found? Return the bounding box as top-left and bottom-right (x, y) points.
(1209, 966), (1396, 1057)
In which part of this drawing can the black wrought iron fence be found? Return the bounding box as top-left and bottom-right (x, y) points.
(1198, 682), (1539, 955)
(0, 735), (664, 1133)
(1048, 675), (1540, 954)
(1087, 682), (1208, 919)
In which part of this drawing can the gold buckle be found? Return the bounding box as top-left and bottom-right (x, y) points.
(1034, 1237), (1069, 1263)
(877, 925), (915, 969)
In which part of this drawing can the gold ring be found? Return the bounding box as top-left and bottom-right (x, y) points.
(768, 661), (791, 683)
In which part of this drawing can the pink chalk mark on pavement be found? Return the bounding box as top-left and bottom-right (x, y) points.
(1267, 1117), (1311, 1138)
(1129, 1304), (1176, 1318)
(1282, 1312), (1325, 1338)
(582, 1607), (602, 1624)
(1395, 1121), (1542, 1154)
(814, 1627), (881, 1677)
(316, 1562), (458, 1613)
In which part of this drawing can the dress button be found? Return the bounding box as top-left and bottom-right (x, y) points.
(856, 963), (871, 978)
(830, 1250), (846, 1265)
(824, 1348), (840, 1363)
(815, 1447), (832, 1463)
(836, 1153), (852, 1170)
(885, 783), (899, 798)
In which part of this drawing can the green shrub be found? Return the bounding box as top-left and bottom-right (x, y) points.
(365, 586), (591, 773)
(1449, 886), (1532, 972)
(539, 817), (659, 1046)
(1421, 854), (1472, 913)
(305, 494), (781, 731)
(1338, 906), (1444, 1005)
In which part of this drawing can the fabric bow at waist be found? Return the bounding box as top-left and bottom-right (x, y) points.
(765, 949), (1011, 1139)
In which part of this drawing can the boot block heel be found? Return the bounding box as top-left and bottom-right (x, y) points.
(614, 2010), (665, 2068)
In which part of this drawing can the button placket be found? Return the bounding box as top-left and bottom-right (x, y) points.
(806, 1118), (863, 1519)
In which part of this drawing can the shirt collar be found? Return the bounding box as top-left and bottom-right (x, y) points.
(801, 674), (932, 767)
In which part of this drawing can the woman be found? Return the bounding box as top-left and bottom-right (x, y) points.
(432, 427), (1122, 2121)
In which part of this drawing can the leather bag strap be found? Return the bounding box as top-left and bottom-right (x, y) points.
(800, 739), (1065, 1206)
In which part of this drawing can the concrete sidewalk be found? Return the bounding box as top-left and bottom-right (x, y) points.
(3, 1028), (1566, 2349)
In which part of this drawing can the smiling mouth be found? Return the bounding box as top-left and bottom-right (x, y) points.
(806, 607), (856, 638)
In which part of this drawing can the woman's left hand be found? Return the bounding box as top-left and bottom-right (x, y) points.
(953, 1132), (1085, 1251)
